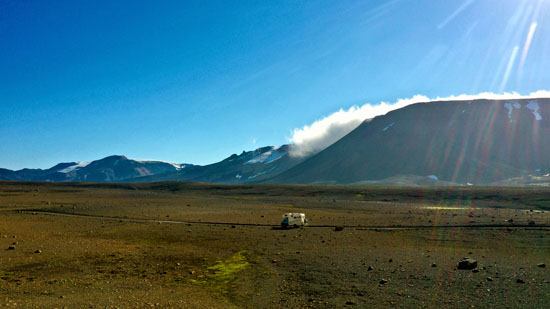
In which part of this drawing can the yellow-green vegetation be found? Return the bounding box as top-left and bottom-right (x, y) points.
(190, 250), (249, 294)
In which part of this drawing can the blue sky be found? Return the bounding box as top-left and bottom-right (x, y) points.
(1, 0), (549, 169)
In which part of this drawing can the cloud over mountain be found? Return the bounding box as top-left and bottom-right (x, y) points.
(288, 90), (550, 157)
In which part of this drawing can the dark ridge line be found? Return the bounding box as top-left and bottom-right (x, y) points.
(15, 210), (550, 230)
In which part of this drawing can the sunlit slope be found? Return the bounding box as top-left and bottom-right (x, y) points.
(269, 98), (550, 185)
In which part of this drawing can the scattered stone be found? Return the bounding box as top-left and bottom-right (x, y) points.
(537, 263), (546, 268)
(516, 279), (525, 284)
(35, 249), (42, 254)
(345, 300), (356, 306)
(7, 245), (15, 250)
(271, 260), (277, 263)
(457, 257), (478, 270)
(367, 266), (374, 271)
(379, 279), (388, 285)
(388, 259), (393, 263)
(472, 269), (479, 273)
(487, 277), (493, 282)
(231, 225), (236, 228)
(431, 263), (437, 267)
(334, 226), (344, 232)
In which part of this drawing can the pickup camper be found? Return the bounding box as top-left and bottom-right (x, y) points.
(281, 213), (308, 228)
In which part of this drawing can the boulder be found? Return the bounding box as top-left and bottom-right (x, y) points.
(457, 257), (478, 270)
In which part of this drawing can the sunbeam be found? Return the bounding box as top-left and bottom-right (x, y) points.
(437, 0), (475, 29)
(518, 22), (538, 80)
(499, 46), (519, 92)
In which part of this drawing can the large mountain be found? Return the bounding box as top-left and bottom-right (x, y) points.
(268, 98), (550, 185)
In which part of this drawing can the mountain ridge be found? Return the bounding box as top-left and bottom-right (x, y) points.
(3, 98), (550, 186)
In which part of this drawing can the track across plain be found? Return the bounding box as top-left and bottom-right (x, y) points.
(16, 209), (550, 231)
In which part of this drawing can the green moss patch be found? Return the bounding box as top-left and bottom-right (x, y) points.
(190, 250), (249, 294)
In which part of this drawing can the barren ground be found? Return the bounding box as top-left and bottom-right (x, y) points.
(1, 181), (549, 308)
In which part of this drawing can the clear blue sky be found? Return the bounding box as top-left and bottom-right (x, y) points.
(1, 0), (549, 169)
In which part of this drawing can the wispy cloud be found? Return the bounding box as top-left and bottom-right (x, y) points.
(288, 90), (550, 157)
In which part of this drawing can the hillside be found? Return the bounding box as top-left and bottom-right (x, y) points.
(269, 98), (550, 185)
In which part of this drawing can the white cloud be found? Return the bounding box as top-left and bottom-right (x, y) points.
(288, 90), (550, 157)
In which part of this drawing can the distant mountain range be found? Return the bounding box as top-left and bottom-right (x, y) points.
(0, 145), (304, 184)
(3, 98), (550, 186)
(0, 155), (189, 182)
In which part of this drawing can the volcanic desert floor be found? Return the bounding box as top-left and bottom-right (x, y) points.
(0, 181), (549, 308)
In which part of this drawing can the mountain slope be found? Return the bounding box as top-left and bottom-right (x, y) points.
(269, 98), (550, 185)
(129, 145), (305, 184)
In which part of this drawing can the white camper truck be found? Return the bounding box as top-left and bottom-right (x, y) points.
(281, 213), (308, 228)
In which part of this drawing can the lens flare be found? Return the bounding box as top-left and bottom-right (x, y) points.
(518, 22), (538, 80)
(499, 46), (519, 92)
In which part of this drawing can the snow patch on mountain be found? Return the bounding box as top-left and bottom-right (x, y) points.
(248, 167), (277, 179)
(134, 159), (184, 170)
(504, 101), (521, 119)
(58, 162), (91, 173)
(525, 100), (542, 120)
(426, 175), (438, 180)
(245, 147), (287, 164)
(382, 122), (395, 131)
